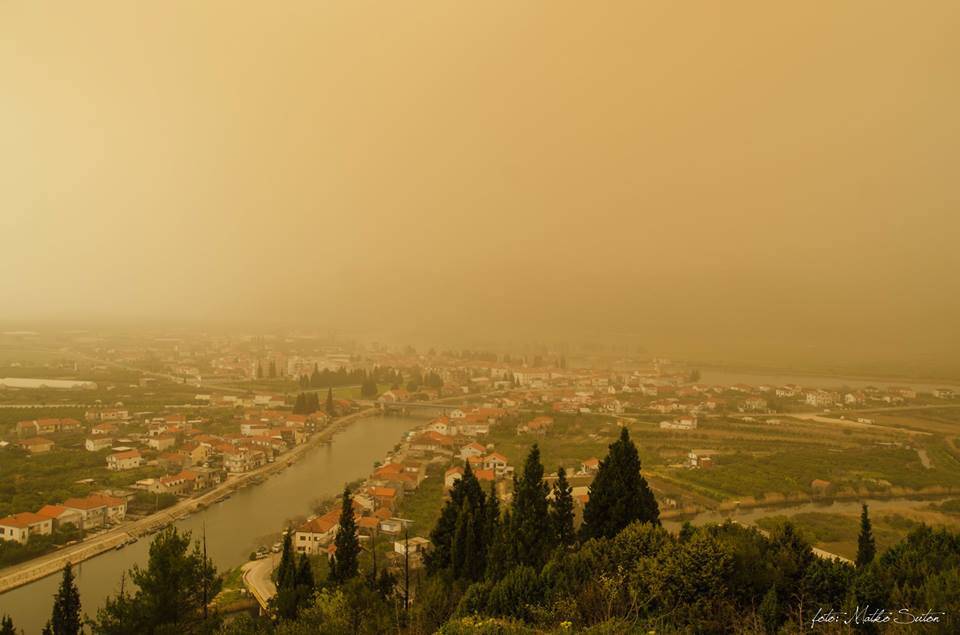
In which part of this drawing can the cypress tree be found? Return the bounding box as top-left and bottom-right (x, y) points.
(50, 561), (82, 635)
(330, 487), (359, 583)
(426, 462), (485, 575)
(856, 504), (876, 568)
(551, 467), (576, 547)
(450, 500), (471, 579)
(484, 480), (500, 556)
(580, 426), (659, 541)
(295, 554), (314, 610)
(486, 509), (516, 581)
(325, 388), (335, 415)
(292, 393), (306, 415)
(275, 529), (299, 619)
(511, 445), (554, 568)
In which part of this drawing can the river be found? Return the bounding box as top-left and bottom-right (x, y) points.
(0, 414), (423, 633)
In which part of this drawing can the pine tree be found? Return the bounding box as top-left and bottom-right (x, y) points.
(325, 388), (335, 415)
(551, 467), (575, 547)
(50, 561), (82, 635)
(330, 487), (359, 583)
(856, 503), (876, 568)
(511, 445), (554, 568)
(1, 615), (16, 635)
(580, 426), (659, 541)
(91, 526), (221, 633)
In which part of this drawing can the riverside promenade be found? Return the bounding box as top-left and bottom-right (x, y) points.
(0, 408), (375, 594)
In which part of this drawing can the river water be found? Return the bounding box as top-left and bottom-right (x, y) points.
(0, 414), (422, 634)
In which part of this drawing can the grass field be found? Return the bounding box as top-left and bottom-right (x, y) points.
(394, 463), (446, 538)
(754, 510), (954, 560)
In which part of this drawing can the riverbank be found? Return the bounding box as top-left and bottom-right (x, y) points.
(0, 408), (377, 594)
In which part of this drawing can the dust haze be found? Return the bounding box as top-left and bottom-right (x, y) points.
(2, 2), (959, 371)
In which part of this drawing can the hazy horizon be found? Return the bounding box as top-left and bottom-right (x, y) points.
(3, 2), (959, 370)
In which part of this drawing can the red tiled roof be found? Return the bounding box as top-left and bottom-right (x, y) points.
(474, 469), (496, 482)
(36, 505), (72, 519)
(298, 509), (341, 534)
(62, 494), (124, 510)
(0, 512), (50, 528)
(357, 517), (379, 529)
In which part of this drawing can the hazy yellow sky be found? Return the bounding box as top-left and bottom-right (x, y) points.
(2, 2), (958, 364)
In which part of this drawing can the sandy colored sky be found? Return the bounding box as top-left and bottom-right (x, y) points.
(2, 2), (958, 365)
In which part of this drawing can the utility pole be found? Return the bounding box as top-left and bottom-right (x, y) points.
(403, 528), (410, 613)
(371, 527), (378, 580)
(202, 522), (209, 622)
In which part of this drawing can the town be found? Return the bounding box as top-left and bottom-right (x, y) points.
(3, 331), (959, 627)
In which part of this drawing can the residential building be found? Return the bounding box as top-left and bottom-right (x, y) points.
(581, 457), (600, 474)
(660, 416), (698, 431)
(91, 422), (119, 435)
(85, 437), (114, 452)
(35, 505), (83, 530)
(295, 510), (342, 554)
(107, 449), (143, 471)
(223, 446), (266, 473)
(15, 418), (82, 438)
(0, 512), (53, 544)
(805, 390), (837, 408)
(459, 442), (486, 461)
(393, 536), (431, 556)
(482, 452), (510, 477)
(17, 437), (54, 454)
(61, 494), (127, 529)
(444, 466), (463, 489)
(146, 434), (178, 451)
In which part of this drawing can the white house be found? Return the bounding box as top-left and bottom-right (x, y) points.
(459, 442), (486, 461)
(107, 449), (143, 471)
(482, 452), (510, 477)
(0, 512), (53, 544)
(394, 536), (431, 556)
(85, 437), (114, 452)
(444, 466), (464, 489)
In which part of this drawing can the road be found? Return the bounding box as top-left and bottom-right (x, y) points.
(0, 408), (376, 594)
(242, 553), (280, 611)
